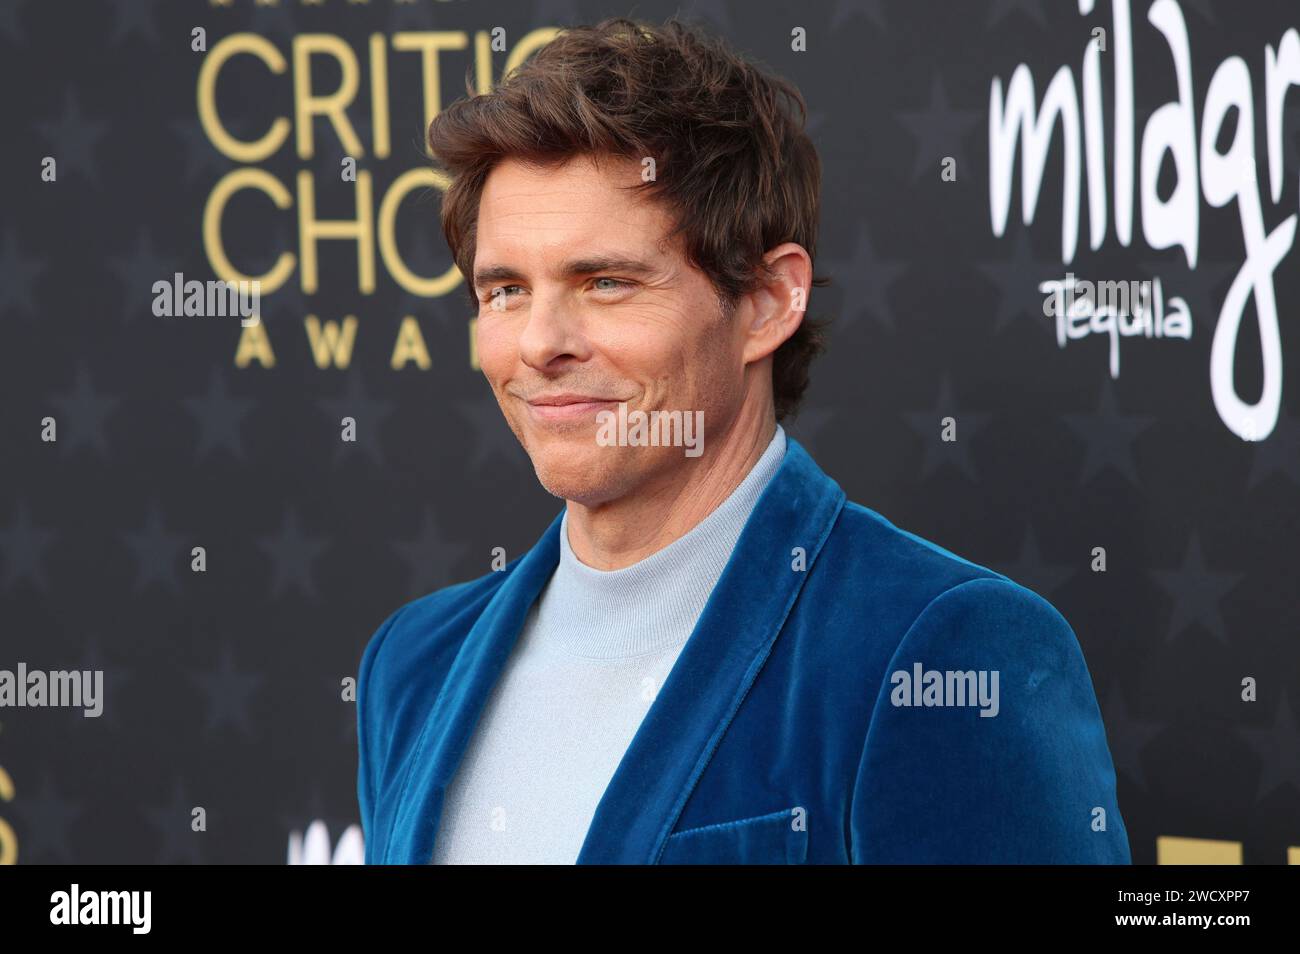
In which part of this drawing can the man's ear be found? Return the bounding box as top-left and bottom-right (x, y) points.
(742, 242), (813, 365)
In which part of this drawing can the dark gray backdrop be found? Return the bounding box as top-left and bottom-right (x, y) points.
(1, 0), (1297, 864)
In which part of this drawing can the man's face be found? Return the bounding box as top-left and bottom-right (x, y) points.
(473, 154), (746, 507)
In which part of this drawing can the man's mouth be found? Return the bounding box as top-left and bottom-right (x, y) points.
(523, 393), (625, 423)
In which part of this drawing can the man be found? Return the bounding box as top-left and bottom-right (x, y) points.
(356, 17), (1130, 864)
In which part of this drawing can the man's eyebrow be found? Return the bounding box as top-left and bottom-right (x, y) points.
(472, 264), (526, 290)
(472, 256), (659, 290)
(560, 256), (659, 279)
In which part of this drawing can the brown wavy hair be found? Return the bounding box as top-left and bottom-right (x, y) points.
(427, 16), (829, 420)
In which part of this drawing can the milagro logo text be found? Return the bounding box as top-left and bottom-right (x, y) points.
(989, 0), (1298, 441)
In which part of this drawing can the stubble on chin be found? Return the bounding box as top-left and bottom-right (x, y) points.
(527, 442), (610, 504)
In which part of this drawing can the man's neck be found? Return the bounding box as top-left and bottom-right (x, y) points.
(564, 409), (777, 571)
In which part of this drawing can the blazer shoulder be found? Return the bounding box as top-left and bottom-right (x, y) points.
(822, 500), (1030, 620)
(821, 501), (1087, 679)
(836, 500), (1011, 584)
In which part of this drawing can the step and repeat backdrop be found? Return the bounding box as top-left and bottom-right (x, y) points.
(0, 0), (1297, 864)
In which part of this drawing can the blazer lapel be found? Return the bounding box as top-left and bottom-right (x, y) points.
(384, 512), (563, 864)
(575, 437), (845, 863)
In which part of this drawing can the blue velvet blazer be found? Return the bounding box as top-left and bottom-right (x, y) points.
(357, 437), (1131, 864)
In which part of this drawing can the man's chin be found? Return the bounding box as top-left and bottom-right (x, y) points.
(525, 441), (627, 505)
(531, 458), (608, 504)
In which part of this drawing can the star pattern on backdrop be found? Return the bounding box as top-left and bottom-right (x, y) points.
(107, 229), (182, 323)
(105, 0), (162, 45)
(1063, 380), (1156, 488)
(977, 228), (1061, 335)
(1148, 532), (1245, 645)
(455, 394), (535, 477)
(1099, 685), (1163, 794)
(1246, 406), (1300, 490)
(258, 508), (328, 599)
(0, 228), (45, 318)
(142, 778), (206, 864)
(825, 223), (907, 333)
(316, 372), (396, 467)
(36, 88), (110, 187)
(49, 362), (121, 457)
(121, 503), (186, 593)
(188, 643), (265, 739)
(902, 376), (989, 481)
(9, 771), (84, 862)
(392, 506), (471, 599)
(991, 525), (1075, 600)
(183, 366), (258, 460)
(897, 76), (980, 184)
(1239, 696), (1300, 804)
(169, 117), (238, 184)
(0, 500), (57, 591)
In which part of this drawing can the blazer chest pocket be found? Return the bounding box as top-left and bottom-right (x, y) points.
(658, 807), (808, 865)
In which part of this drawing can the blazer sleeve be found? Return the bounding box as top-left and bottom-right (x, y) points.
(849, 576), (1131, 863)
(356, 606), (404, 864)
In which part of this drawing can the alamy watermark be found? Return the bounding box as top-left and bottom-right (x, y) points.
(50, 884), (150, 934)
(152, 273), (260, 326)
(595, 402), (704, 457)
(0, 663), (103, 717)
(890, 663), (1000, 717)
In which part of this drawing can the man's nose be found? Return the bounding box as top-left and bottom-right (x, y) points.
(517, 291), (589, 368)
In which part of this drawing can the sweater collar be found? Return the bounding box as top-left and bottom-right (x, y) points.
(535, 425), (788, 659)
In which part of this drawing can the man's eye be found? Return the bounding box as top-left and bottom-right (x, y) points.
(592, 278), (632, 291)
(485, 286), (523, 308)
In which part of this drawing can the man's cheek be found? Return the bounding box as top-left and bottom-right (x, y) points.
(477, 342), (515, 388)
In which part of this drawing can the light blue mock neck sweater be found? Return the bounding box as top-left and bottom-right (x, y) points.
(430, 425), (787, 863)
